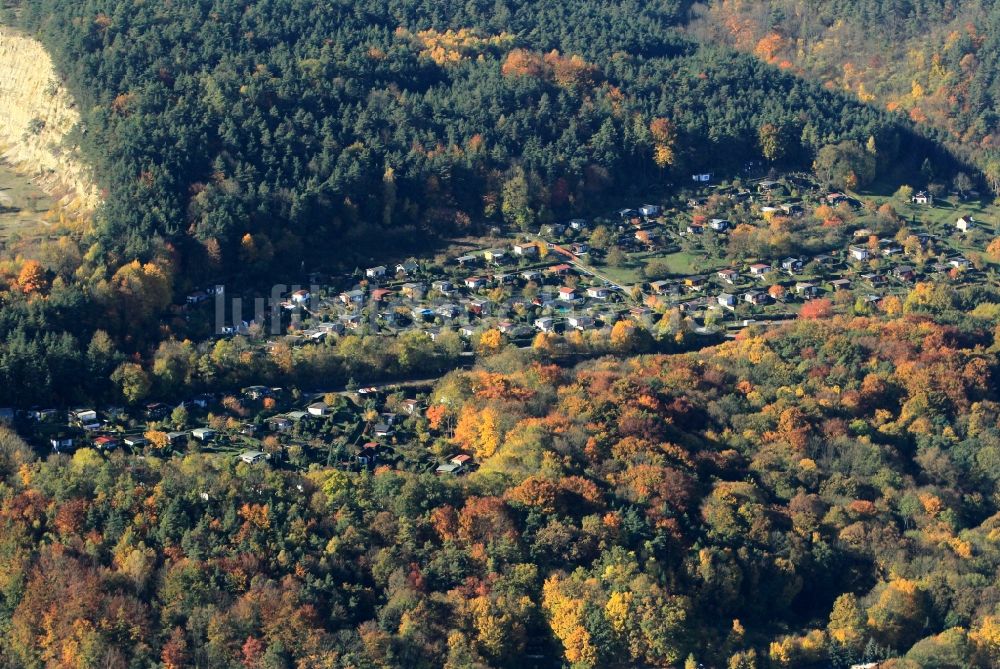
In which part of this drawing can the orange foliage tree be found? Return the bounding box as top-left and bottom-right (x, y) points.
(17, 260), (48, 294)
(799, 298), (833, 319)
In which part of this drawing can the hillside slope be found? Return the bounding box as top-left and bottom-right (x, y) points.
(0, 27), (98, 211)
(687, 0), (1000, 181)
(0, 0), (969, 409)
(9, 0), (943, 273)
(3, 313), (1000, 667)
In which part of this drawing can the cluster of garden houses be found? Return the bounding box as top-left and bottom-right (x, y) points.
(271, 234), (640, 345)
(183, 184), (988, 351)
(42, 185), (980, 469)
(19, 386), (480, 476)
(615, 190), (983, 323)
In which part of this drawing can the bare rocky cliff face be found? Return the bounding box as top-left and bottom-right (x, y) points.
(0, 27), (99, 212)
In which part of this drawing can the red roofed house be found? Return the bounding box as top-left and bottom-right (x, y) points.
(548, 264), (572, 276)
(94, 436), (119, 451)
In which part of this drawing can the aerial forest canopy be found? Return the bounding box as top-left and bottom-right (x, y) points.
(5, 314), (1000, 667)
(7, 0), (946, 270)
(5, 1), (1000, 667)
(689, 0), (1000, 183)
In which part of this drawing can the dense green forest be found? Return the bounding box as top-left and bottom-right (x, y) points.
(6, 0), (947, 266)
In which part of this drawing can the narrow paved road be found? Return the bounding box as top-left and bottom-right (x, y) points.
(309, 375), (460, 400)
(528, 233), (640, 303)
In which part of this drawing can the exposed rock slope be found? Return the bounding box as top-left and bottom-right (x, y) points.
(0, 27), (99, 211)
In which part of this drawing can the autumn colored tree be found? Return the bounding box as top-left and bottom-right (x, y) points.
(828, 593), (867, 651)
(879, 295), (903, 317)
(754, 32), (786, 62)
(877, 203), (898, 222)
(904, 282), (955, 314)
(866, 579), (927, 648)
(144, 430), (171, 452)
(109, 259), (172, 325)
(501, 48), (546, 78)
(769, 630), (826, 667)
(111, 361), (152, 403)
(162, 627), (190, 669)
(970, 616), (1000, 665)
(476, 328), (504, 356)
(458, 496), (516, 543)
(203, 236), (223, 267)
(238, 232), (274, 268)
(987, 237), (1000, 262)
(799, 298), (833, 319)
(426, 403), (450, 432)
(758, 122), (789, 162)
(650, 117), (677, 169)
(610, 320), (650, 353)
(454, 404), (503, 459)
(16, 260), (48, 294)
(544, 50), (599, 88)
(542, 573), (601, 667)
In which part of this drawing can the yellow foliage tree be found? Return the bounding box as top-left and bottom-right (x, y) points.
(477, 328), (504, 356)
(542, 574), (599, 667)
(971, 616), (1000, 665)
(879, 295), (903, 317)
(611, 320), (646, 353)
(604, 591), (633, 634)
(650, 117), (676, 169)
(144, 430), (170, 453)
(828, 593), (866, 649)
(654, 144), (675, 168)
(453, 405), (503, 459)
(769, 630), (826, 667)
(904, 282), (955, 314)
(866, 578), (925, 648)
(111, 260), (173, 322)
(477, 406), (502, 459)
